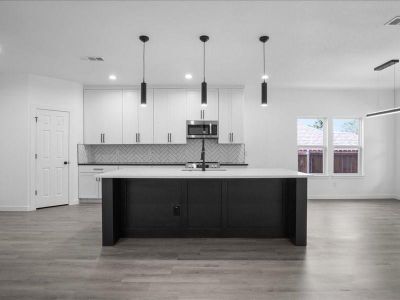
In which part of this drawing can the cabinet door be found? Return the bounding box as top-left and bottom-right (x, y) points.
(186, 89), (202, 120)
(231, 89), (244, 143)
(84, 90), (106, 144)
(186, 89), (218, 121)
(218, 89), (232, 144)
(203, 88), (219, 120)
(78, 173), (99, 199)
(187, 181), (222, 229)
(124, 180), (182, 229)
(168, 89), (187, 144)
(226, 180), (283, 230)
(137, 89), (154, 144)
(102, 90), (123, 144)
(122, 90), (139, 144)
(84, 89), (123, 144)
(153, 89), (170, 144)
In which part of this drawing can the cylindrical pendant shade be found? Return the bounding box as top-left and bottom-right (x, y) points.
(201, 81), (207, 106)
(261, 81), (267, 106)
(141, 82), (147, 106)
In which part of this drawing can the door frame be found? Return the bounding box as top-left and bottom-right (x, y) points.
(29, 105), (71, 210)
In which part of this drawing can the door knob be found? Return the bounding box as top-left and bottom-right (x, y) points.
(64, 161), (69, 165)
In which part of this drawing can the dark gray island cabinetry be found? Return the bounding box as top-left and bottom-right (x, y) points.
(99, 168), (308, 246)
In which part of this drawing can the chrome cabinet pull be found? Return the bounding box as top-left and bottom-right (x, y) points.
(200, 110), (202, 119)
(138, 133), (140, 143)
(135, 133), (137, 143)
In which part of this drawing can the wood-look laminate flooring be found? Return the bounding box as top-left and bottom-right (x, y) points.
(0, 199), (399, 299)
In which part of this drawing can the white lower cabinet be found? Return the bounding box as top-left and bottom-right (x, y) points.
(78, 166), (118, 200)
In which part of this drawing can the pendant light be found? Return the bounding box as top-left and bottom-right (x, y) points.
(200, 35), (209, 106)
(139, 35), (149, 106)
(366, 59), (400, 118)
(259, 35), (269, 106)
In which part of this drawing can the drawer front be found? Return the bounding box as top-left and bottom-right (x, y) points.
(79, 165), (118, 173)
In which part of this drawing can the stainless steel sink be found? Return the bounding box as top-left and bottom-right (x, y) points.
(181, 168), (227, 171)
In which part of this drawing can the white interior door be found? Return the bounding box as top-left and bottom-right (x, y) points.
(36, 109), (69, 208)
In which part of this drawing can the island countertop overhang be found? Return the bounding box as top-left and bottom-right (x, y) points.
(96, 168), (308, 179)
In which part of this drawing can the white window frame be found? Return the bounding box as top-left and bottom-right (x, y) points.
(331, 117), (363, 177)
(297, 117), (328, 176)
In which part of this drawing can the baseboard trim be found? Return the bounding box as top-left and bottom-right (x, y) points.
(308, 194), (397, 200)
(0, 206), (31, 211)
(79, 198), (102, 204)
(69, 199), (79, 206)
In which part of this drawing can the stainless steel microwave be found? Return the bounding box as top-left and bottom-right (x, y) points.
(187, 121), (218, 139)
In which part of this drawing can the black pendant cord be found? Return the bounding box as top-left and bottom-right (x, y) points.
(143, 42), (145, 82)
(263, 42), (266, 83)
(203, 41), (206, 82)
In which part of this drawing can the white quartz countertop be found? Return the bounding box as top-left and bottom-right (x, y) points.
(96, 167), (308, 179)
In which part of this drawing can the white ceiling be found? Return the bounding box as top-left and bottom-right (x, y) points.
(0, 1), (400, 88)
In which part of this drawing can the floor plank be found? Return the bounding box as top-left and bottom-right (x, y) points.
(0, 199), (399, 299)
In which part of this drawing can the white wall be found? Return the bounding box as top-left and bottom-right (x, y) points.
(0, 73), (82, 211)
(244, 85), (396, 199)
(396, 95), (400, 200)
(0, 74), (30, 210)
(28, 74), (83, 208)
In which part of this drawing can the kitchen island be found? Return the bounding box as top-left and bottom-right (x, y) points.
(97, 168), (308, 246)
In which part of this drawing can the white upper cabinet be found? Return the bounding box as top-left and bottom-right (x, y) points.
(122, 89), (154, 144)
(83, 87), (243, 145)
(154, 89), (187, 144)
(186, 89), (219, 121)
(218, 88), (244, 144)
(84, 89), (123, 144)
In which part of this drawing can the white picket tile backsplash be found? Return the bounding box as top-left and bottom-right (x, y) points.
(78, 140), (245, 164)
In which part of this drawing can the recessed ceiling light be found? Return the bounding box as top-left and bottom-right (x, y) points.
(261, 74), (269, 80)
(185, 73), (193, 80)
(109, 74), (117, 81)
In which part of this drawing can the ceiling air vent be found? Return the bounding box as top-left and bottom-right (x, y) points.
(385, 16), (400, 25)
(86, 56), (104, 61)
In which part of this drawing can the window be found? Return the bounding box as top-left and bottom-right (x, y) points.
(332, 118), (362, 174)
(297, 118), (326, 174)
